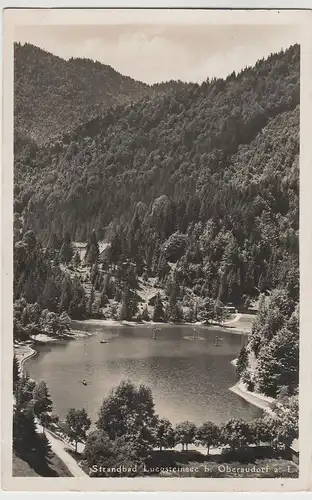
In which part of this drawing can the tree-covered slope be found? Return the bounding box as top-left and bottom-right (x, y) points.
(14, 43), (188, 144)
(14, 44), (299, 305)
(236, 290), (299, 398)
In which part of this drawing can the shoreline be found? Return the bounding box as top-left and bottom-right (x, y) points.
(229, 381), (275, 414)
(15, 317), (245, 371)
(73, 314), (252, 336)
(229, 365), (275, 414)
(14, 343), (37, 373)
(14, 329), (92, 372)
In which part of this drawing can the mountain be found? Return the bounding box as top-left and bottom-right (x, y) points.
(13, 43), (300, 407)
(14, 43), (189, 144)
(14, 44), (299, 305)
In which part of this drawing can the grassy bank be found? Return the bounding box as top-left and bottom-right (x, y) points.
(229, 381), (275, 413)
(13, 451), (73, 477)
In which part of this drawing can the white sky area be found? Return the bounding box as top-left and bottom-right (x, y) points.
(16, 24), (300, 84)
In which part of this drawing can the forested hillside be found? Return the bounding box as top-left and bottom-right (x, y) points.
(14, 43), (188, 144)
(15, 44), (299, 304)
(13, 41), (300, 444)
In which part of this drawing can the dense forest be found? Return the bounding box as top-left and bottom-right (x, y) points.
(15, 44), (299, 299)
(14, 43), (190, 144)
(14, 43), (300, 399)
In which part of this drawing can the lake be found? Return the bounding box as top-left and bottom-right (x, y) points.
(24, 322), (262, 425)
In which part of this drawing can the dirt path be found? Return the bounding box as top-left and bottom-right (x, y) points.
(14, 344), (37, 372)
(224, 313), (242, 325)
(229, 382), (275, 413)
(223, 313), (256, 334)
(42, 427), (88, 477)
(15, 343), (87, 477)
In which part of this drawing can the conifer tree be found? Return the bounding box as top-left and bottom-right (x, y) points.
(102, 274), (112, 298)
(60, 232), (74, 264)
(73, 251), (81, 268)
(16, 372), (36, 407)
(100, 289), (109, 307)
(114, 287), (122, 302)
(90, 263), (99, 287)
(85, 229), (100, 266)
(23, 272), (38, 304)
(47, 232), (62, 253)
(59, 275), (72, 312)
(236, 344), (248, 379)
(157, 252), (170, 281)
(68, 277), (86, 319)
(32, 380), (53, 419)
(40, 275), (59, 312)
(13, 405), (38, 456)
(119, 286), (133, 321)
(53, 253), (60, 267)
(87, 286), (95, 317)
(13, 354), (21, 396)
(109, 230), (124, 265)
(141, 305), (150, 321)
(153, 293), (165, 322)
(166, 275), (183, 322)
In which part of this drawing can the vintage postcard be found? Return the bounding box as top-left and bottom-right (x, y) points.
(2, 7), (312, 492)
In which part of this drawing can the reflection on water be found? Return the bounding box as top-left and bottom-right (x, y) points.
(24, 323), (262, 425)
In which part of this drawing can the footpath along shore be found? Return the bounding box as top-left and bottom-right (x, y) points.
(229, 380), (275, 413)
(14, 340), (88, 477)
(14, 343), (37, 373)
(227, 313), (276, 414)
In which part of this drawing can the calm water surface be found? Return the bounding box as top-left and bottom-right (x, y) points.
(25, 323), (262, 425)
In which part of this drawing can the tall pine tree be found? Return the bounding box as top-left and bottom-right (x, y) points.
(153, 293), (165, 322)
(85, 230), (100, 266)
(60, 232), (74, 264)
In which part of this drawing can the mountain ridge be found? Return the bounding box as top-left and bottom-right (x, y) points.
(14, 42), (192, 144)
(14, 43), (299, 307)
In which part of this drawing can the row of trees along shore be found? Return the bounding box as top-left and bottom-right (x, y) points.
(13, 359), (298, 477)
(13, 355), (54, 469)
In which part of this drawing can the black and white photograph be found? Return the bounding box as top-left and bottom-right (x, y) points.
(2, 7), (312, 492)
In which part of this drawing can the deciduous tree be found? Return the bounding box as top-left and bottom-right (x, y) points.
(175, 421), (197, 451)
(197, 421), (220, 455)
(66, 408), (91, 452)
(155, 418), (175, 451)
(221, 418), (251, 453)
(32, 381), (53, 418)
(96, 380), (157, 457)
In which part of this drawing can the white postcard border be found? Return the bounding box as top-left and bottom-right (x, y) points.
(2, 7), (312, 493)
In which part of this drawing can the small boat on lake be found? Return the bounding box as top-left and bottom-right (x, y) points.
(100, 340), (109, 344)
(82, 379), (87, 386)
